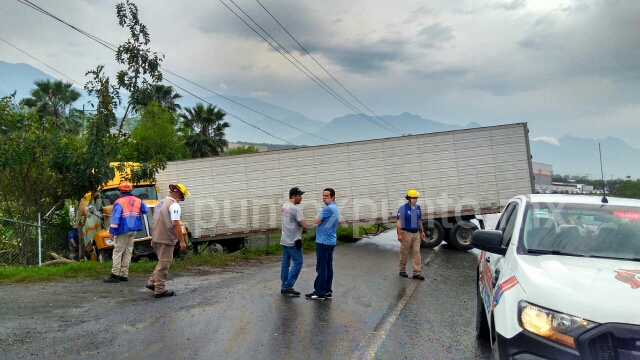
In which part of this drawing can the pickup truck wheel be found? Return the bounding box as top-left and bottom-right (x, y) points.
(448, 221), (478, 251)
(210, 243), (224, 256)
(476, 281), (490, 341)
(491, 337), (500, 360)
(420, 221), (444, 248)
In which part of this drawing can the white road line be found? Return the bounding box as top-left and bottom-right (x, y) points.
(353, 248), (440, 360)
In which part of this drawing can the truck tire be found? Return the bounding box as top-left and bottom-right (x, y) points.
(420, 221), (444, 248)
(448, 221), (478, 251)
(476, 281), (490, 341)
(210, 243), (224, 255)
(97, 249), (113, 263)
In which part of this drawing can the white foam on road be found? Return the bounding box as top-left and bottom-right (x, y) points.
(355, 228), (400, 252)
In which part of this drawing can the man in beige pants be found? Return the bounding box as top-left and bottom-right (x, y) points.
(397, 189), (426, 281)
(104, 181), (148, 283)
(146, 183), (190, 298)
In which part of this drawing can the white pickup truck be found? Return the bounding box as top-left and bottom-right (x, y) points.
(473, 194), (640, 359)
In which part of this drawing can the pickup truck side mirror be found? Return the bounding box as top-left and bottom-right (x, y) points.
(471, 230), (507, 256)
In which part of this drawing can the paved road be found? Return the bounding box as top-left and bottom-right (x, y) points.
(0, 229), (491, 359)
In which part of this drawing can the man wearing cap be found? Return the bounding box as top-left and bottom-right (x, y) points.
(146, 183), (189, 298)
(280, 187), (308, 296)
(104, 181), (149, 283)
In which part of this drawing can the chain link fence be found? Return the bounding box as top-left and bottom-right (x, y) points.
(0, 217), (70, 267)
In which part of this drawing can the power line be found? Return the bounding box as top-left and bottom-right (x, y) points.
(227, 0), (400, 135)
(0, 36), (81, 86)
(16, 0), (329, 144)
(163, 77), (294, 146)
(254, 0), (405, 135)
(160, 68), (334, 144)
(218, 0), (402, 135)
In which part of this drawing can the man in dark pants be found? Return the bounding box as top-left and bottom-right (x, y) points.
(306, 188), (340, 300)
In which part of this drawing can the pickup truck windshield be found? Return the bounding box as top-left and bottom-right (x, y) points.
(522, 202), (640, 261)
(100, 185), (158, 205)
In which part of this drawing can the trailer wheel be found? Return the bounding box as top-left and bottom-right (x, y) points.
(448, 221), (478, 251)
(210, 243), (224, 255)
(420, 221), (444, 248)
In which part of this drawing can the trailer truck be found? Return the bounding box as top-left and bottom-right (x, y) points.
(155, 123), (535, 252)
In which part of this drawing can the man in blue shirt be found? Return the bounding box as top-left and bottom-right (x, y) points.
(306, 188), (340, 300)
(68, 224), (79, 260)
(397, 189), (426, 280)
(104, 181), (148, 283)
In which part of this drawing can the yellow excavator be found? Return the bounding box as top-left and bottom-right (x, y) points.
(75, 163), (188, 262)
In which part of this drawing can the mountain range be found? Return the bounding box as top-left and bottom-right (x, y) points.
(2, 60), (639, 178)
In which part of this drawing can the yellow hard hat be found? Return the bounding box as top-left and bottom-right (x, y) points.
(406, 189), (420, 198)
(169, 183), (191, 198)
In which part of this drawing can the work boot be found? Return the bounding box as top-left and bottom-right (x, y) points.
(118, 276), (128, 282)
(103, 273), (119, 283)
(145, 284), (155, 291)
(281, 288), (300, 296)
(413, 274), (425, 281)
(399, 272), (408, 278)
(155, 290), (176, 298)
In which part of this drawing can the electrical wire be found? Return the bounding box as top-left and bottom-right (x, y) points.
(218, 0), (402, 135)
(254, 0), (405, 135)
(16, 0), (330, 144)
(227, 0), (399, 135)
(0, 36), (82, 86)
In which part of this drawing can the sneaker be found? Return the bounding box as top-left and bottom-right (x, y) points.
(305, 292), (325, 300)
(155, 290), (176, 298)
(325, 292), (332, 299)
(103, 274), (119, 283)
(413, 274), (425, 281)
(399, 272), (408, 278)
(145, 284), (155, 291)
(281, 288), (301, 296)
(118, 276), (128, 282)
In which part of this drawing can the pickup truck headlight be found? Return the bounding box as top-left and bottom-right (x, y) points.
(518, 301), (598, 348)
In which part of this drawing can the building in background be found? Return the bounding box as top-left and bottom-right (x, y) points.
(533, 162), (553, 192)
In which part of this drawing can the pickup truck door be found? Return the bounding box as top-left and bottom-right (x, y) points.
(481, 201), (519, 315)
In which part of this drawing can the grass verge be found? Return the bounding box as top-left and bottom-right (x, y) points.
(0, 224), (387, 284)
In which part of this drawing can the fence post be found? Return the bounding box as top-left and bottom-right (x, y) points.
(38, 213), (42, 267)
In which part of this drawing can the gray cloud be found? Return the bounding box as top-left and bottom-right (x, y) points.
(417, 23), (456, 48)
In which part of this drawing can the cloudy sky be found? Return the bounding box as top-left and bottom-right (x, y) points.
(1, 0), (639, 147)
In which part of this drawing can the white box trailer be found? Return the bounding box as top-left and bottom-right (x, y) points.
(156, 123), (534, 252)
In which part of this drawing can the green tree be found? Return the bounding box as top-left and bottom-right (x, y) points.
(136, 84), (182, 113)
(0, 94), (67, 221)
(224, 145), (260, 156)
(181, 103), (230, 158)
(21, 79), (81, 122)
(121, 101), (187, 163)
(114, 0), (164, 136)
(612, 180), (640, 199)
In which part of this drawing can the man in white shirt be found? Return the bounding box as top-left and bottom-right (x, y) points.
(280, 187), (308, 296)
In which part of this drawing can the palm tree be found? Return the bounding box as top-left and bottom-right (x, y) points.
(22, 79), (81, 121)
(137, 84), (182, 113)
(181, 103), (230, 158)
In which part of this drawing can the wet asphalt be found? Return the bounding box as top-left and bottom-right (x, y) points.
(0, 229), (492, 360)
